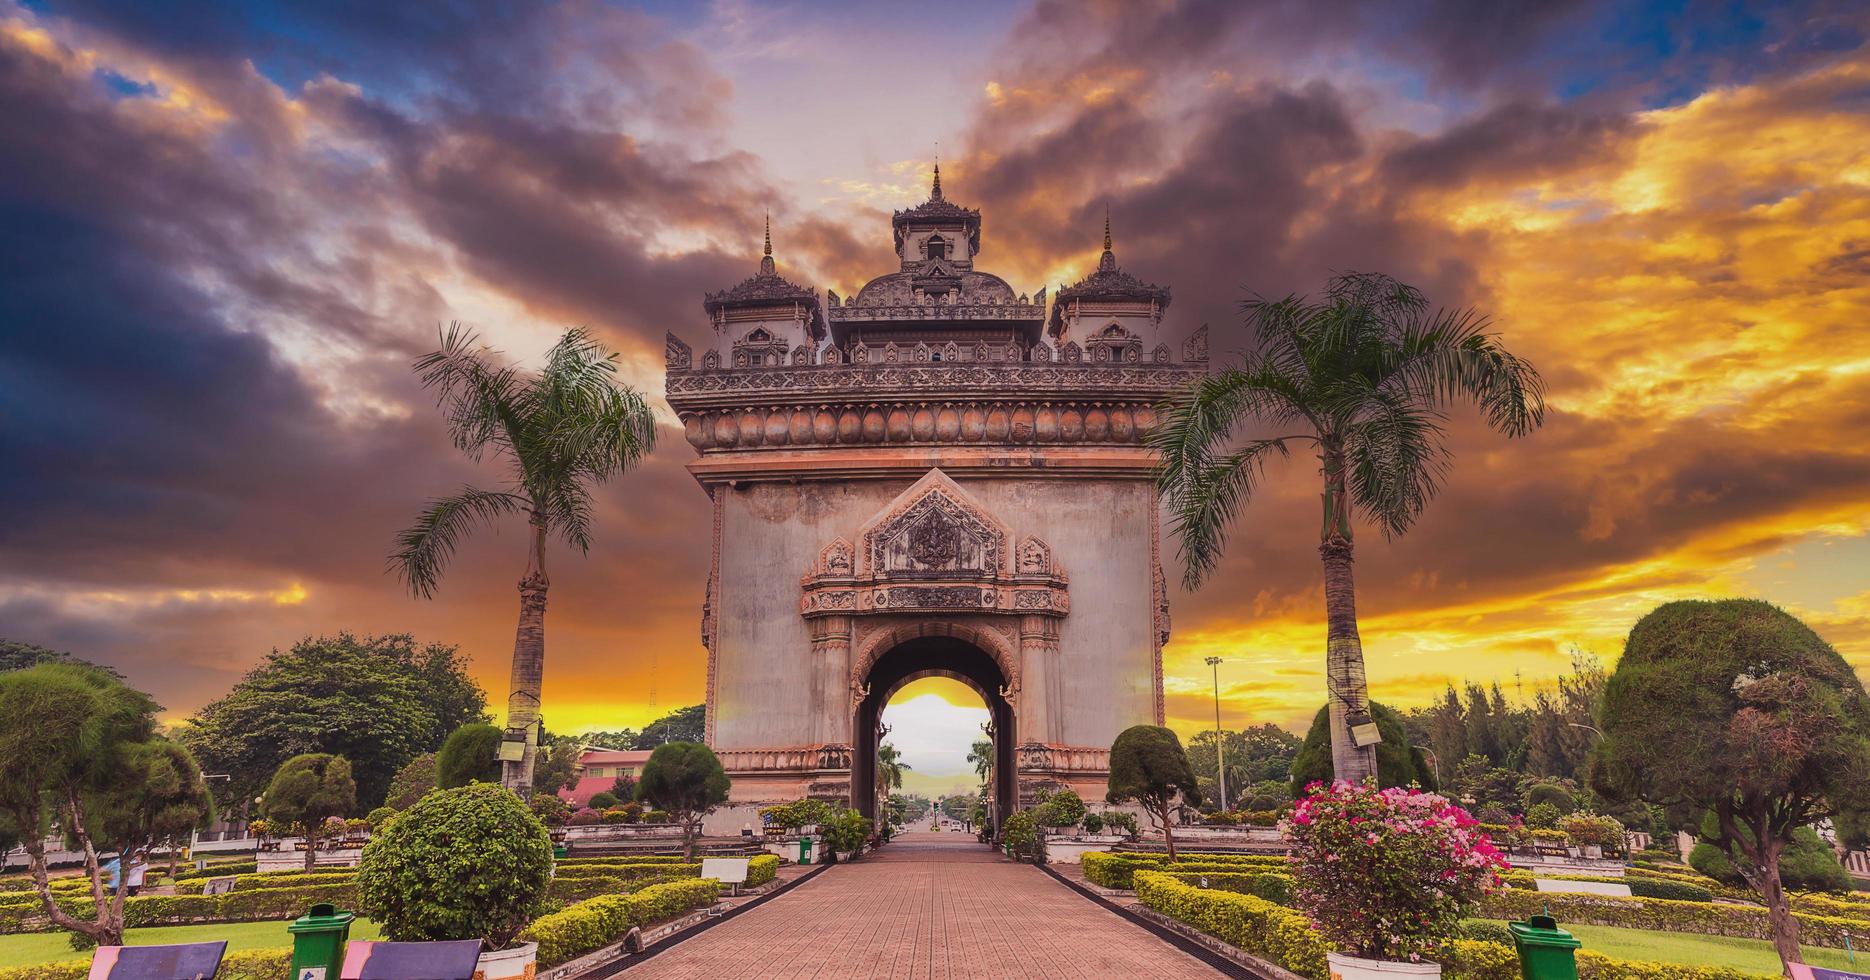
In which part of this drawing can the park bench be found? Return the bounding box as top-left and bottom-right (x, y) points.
(88, 940), (226, 980)
(339, 939), (484, 979)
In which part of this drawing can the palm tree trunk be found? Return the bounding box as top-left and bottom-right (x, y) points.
(1320, 448), (1378, 785)
(503, 512), (550, 796)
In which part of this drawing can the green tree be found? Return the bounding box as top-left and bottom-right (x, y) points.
(0, 663), (167, 945)
(87, 739), (215, 870)
(385, 753), (438, 809)
(263, 754), (357, 871)
(1189, 723), (1303, 809)
(1289, 701), (1436, 796)
(1690, 821), (1851, 893)
(1106, 725), (1201, 861)
(391, 326), (656, 795)
(1152, 272), (1544, 783)
(1593, 599), (1870, 972)
(575, 729), (638, 749)
(876, 742), (910, 805)
(532, 739), (583, 797)
(182, 633), (486, 811)
(632, 705), (705, 749)
(358, 783), (552, 947)
(967, 739), (993, 781)
(635, 741), (730, 860)
(436, 723), (504, 789)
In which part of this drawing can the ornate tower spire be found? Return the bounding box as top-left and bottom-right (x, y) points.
(1099, 204), (1117, 272)
(759, 212), (776, 276)
(764, 211), (772, 257)
(930, 161), (943, 202)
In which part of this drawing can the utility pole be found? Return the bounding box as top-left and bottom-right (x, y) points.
(1205, 656), (1227, 811)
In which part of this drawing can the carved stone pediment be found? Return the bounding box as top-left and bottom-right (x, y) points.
(800, 469), (1067, 618)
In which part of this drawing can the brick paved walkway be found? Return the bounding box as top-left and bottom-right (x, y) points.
(624, 832), (1224, 979)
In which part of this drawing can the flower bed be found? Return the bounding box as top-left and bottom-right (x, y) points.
(1479, 889), (1870, 949)
(0, 948), (291, 980)
(520, 878), (721, 967)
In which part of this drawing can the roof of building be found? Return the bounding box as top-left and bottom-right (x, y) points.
(890, 164), (982, 254)
(578, 747), (653, 765)
(702, 216), (825, 337)
(1048, 213), (1170, 332)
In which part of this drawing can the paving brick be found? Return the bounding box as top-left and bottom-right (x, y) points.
(626, 831), (1224, 979)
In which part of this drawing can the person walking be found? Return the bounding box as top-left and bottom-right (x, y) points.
(125, 851), (148, 898)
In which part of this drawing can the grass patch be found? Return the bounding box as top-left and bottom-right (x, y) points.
(1480, 920), (1865, 975)
(0, 918), (382, 969)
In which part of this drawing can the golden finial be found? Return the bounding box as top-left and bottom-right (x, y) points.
(931, 160), (942, 200)
(1103, 204), (1112, 252)
(763, 212), (772, 257)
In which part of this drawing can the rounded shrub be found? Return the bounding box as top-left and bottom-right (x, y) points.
(567, 807), (600, 827)
(1288, 701), (1436, 795)
(528, 794), (571, 828)
(1034, 790), (1086, 828)
(587, 791), (619, 810)
(365, 806), (398, 833)
(1001, 810), (1039, 859)
(357, 782), (554, 948)
(1082, 812), (1105, 834)
(435, 723), (503, 789)
(1691, 824), (1852, 893)
(1524, 802), (1561, 829)
(1524, 783), (1577, 815)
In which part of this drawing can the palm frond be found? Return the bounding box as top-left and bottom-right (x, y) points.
(388, 486), (527, 599)
(1378, 307), (1546, 437)
(543, 480), (595, 555)
(1162, 437), (1295, 590)
(1342, 383), (1451, 538)
(414, 323), (526, 462)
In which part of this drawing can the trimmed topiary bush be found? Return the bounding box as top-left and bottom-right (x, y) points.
(1525, 802), (1561, 828)
(1288, 701), (1436, 796)
(1034, 790), (1086, 829)
(587, 791), (620, 810)
(357, 782), (553, 948)
(435, 723), (503, 789)
(1524, 782), (1577, 815)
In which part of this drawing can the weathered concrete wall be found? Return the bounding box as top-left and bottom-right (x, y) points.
(710, 471), (1158, 758)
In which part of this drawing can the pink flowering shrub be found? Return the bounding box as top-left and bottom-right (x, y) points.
(1282, 781), (1507, 961)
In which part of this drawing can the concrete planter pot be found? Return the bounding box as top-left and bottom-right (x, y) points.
(1327, 952), (1441, 980)
(834, 850), (855, 863)
(476, 941), (538, 980)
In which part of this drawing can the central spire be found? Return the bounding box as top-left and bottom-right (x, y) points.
(930, 161), (943, 202)
(1099, 204), (1117, 272)
(759, 212), (776, 276)
(764, 211), (772, 257)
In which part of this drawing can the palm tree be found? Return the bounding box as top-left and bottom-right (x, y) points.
(1152, 273), (1543, 784)
(967, 738), (993, 782)
(391, 325), (656, 794)
(877, 741), (910, 793)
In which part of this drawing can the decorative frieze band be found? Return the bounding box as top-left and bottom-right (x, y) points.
(715, 744), (854, 774)
(1015, 742), (1112, 774)
(680, 399), (1166, 451)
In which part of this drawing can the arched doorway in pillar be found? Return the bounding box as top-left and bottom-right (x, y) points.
(852, 636), (1016, 828)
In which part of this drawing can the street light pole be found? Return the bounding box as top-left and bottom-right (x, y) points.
(1205, 657), (1226, 811)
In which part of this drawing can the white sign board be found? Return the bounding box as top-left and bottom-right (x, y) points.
(297, 968), (327, 980)
(701, 857), (750, 885)
(1534, 878), (1631, 898)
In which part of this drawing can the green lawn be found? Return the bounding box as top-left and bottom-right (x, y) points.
(1483, 920), (1866, 975)
(0, 919), (382, 970)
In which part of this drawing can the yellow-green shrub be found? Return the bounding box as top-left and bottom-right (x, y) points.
(1480, 888), (1870, 948)
(1081, 851), (1288, 890)
(1134, 870), (1329, 980)
(0, 947), (290, 980)
(521, 878), (720, 966)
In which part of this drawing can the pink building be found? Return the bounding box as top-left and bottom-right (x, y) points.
(559, 748), (653, 808)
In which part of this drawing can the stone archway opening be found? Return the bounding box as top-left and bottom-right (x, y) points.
(852, 636), (1016, 831)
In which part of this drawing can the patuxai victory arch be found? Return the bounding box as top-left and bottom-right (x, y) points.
(664, 169), (1209, 824)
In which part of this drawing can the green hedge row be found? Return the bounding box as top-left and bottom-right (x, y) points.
(547, 864), (700, 904)
(0, 948), (291, 980)
(1150, 869), (1293, 906)
(556, 855), (689, 866)
(1138, 871), (1778, 980)
(173, 860), (259, 881)
(0, 882), (356, 934)
(1500, 871), (1714, 903)
(1439, 938), (1774, 980)
(1479, 889), (1870, 949)
(521, 878), (721, 967)
(1081, 851), (1288, 890)
(174, 869), (358, 895)
(1134, 870), (1329, 979)
(744, 854), (779, 887)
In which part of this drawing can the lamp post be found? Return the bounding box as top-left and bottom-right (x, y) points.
(1413, 745), (1442, 789)
(1567, 723), (1604, 739)
(1204, 656), (1226, 812)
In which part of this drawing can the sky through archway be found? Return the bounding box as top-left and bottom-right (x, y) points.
(881, 676), (990, 800)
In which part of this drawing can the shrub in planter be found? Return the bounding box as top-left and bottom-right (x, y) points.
(528, 794), (571, 828)
(1202, 811), (1239, 826)
(1101, 810), (1138, 838)
(1242, 810), (1283, 827)
(644, 810), (672, 824)
(1524, 802), (1561, 829)
(1523, 783), (1577, 815)
(1283, 782), (1506, 964)
(587, 791), (620, 810)
(567, 807), (601, 827)
(760, 798), (835, 831)
(1081, 812), (1105, 834)
(600, 808), (631, 824)
(357, 783), (553, 949)
(1560, 812), (1626, 854)
(1000, 811), (1039, 860)
(618, 801), (644, 824)
(821, 809), (873, 858)
(1034, 790), (1086, 829)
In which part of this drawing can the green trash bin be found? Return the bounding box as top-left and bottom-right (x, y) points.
(1509, 913), (1582, 980)
(288, 902), (355, 979)
(798, 836), (813, 865)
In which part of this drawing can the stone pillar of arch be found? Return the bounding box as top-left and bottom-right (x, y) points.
(1016, 613), (1061, 748)
(808, 613), (854, 750)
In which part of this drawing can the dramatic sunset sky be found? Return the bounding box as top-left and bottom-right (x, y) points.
(4, 1), (1868, 787)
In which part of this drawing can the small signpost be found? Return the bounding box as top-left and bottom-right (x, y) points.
(700, 857), (751, 897)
